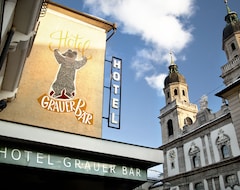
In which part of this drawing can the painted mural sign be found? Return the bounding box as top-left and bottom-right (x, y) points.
(38, 47), (93, 125)
(0, 5), (106, 137)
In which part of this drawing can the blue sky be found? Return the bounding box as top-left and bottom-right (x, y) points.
(51, 0), (239, 148)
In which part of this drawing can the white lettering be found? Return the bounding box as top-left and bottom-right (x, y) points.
(24, 150), (32, 162)
(75, 159), (82, 169)
(63, 157), (71, 167)
(0, 147), (7, 158)
(110, 112), (118, 124)
(122, 166), (128, 175)
(112, 84), (120, 94)
(129, 168), (135, 176)
(112, 72), (120, 81)
(84, 161), (91, 171)
(136, 168), (141, 177)
(112, 98), (119, 109)
(11, 149), (21, 160)
(109, 165), (116, 174)
(102, 164), (108, 173)
(113, 58), (121, 69)
(94, 163), (100, 171)
(47, 154), (54, 165)
(36, 153), (44, 164)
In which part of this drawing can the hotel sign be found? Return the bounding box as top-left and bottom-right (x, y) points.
(109, 57), (122, 129)
(0, 146), (147, 181)
(0, 5), (108, 137)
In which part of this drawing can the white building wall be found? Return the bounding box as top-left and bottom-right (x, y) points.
(166, 148), (179, 176)
(204, 135), (212, 164)
(211, 123), (240, 162)
(184, 137), (205, 172)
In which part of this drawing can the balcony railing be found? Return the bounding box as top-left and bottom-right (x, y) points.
(221, 56), (240, 77)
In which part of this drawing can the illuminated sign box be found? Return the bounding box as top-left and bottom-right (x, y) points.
(0, 146), (147, 181)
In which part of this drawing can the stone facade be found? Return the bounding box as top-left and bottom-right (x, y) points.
(159, 3), (240, 190)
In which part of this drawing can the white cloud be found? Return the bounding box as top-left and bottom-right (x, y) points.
(145, 74), (168, 96)
(84, 0), (196, 95)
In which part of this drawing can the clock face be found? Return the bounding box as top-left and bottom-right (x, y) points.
(168, 150), (176, 160)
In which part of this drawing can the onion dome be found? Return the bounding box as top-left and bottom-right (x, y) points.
(164, 53), (186, 88)
(223, 0), (240, 42)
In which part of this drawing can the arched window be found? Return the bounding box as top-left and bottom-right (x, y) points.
(174, 89), (178, 95)
(167, 119), (173, 136)
(231, 42), (236, 51)
(193, 155), (200, 168)
(184, 117), (193, 125)
(216, 129), (232, 160)
(189, 142), (201, 169)
(182, 90), (185, 96)
(222, 145), (230, 158)
(195, 182), (204, 190)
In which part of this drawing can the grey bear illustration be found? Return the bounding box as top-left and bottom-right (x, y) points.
(50, 49), (87, 99)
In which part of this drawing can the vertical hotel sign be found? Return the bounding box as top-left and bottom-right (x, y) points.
(109, 57), (122, 129)
(0, 4), (108, 138)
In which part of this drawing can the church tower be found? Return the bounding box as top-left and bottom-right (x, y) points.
(216, 0), (240, 146)
(159, 54), (198, 144)
(221, 0), (240, 85)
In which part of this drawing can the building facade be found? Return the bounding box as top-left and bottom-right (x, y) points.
(159, 2), (240, 190)
(0, 1), (163, 189)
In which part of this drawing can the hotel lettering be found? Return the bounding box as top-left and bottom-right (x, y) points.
(109, 57), (122, 129)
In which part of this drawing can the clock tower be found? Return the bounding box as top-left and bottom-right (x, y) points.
(159, 55), (198, 144)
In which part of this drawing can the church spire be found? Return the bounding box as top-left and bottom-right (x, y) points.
(169, 51), (178, 74)
(224, 0), (238, 25)
(224, 0), (231, 14)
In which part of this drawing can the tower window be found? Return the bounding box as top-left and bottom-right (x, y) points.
(231, 42), (236, 51)
(174, 89), (178, 95)
(182, 90), (185, 96)
(167, 91), (170, 98)
(184, 117), (193, 125)
(167, 119), (173, 136)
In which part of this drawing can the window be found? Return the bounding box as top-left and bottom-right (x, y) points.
(225, 174), (240, 189)
(182, 90), (185, 96)
(174, 89), (178, 95)
(216, 129), (232, 160)
(193, 155), (200, 168)
(222, 145), (230, 158)
(167, 119), (173, 136)
(231, 42), (236, 51)
(189, 142), (201, 169)
(184, 117), (193, 125)
(195, 182), (204, 190)
(167, 91), (170, 98)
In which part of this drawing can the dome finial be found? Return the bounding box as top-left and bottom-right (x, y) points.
(168, 51), (178, 73)
(170, 50), (175, 65)
(224, 0), (231, 14)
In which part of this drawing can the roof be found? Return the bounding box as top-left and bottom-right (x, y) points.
(48, 1), (117, 33)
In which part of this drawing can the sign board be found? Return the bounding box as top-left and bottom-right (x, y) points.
(109, 57), (122, 129)
(0, 146), (147, 181)
(0, 5), (108, 137)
